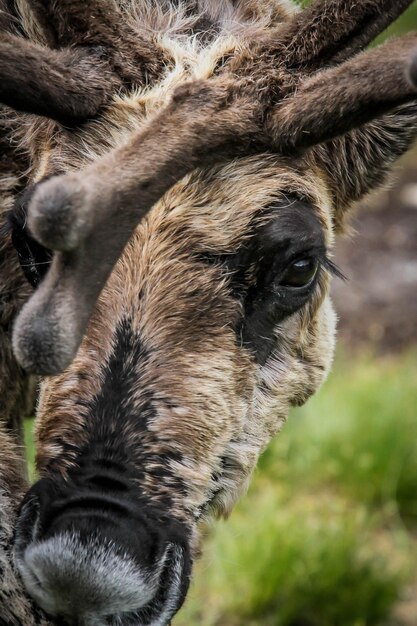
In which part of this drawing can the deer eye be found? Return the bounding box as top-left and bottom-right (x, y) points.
(280, 257), (319, 289)
(9, 187), (53, 289)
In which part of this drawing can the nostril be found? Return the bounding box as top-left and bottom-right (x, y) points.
(86, 473), (129, 492)
(50, 494), (131, 521)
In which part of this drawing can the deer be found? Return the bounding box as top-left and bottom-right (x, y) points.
(1, 0), (417, 624)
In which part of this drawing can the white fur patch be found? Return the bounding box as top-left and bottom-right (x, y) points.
(17, 531), (163, 619)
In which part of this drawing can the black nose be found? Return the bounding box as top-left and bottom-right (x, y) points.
(14, 477), (192, 626)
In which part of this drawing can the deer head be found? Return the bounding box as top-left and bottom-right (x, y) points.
(1, 1), (417, 625)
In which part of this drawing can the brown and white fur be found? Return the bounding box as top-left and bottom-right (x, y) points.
(1, 1), (417, 625)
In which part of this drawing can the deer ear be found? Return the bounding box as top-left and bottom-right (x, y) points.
(311, 103), (417, 230)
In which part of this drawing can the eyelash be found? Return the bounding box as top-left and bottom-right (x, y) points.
(320, 255), (346, 281)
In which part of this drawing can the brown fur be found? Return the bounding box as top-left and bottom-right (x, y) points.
(273, 0), (415, 67)
(0, 110), (34, 436)
(0, 423), (49, 625)
(35, 156), (335, 520)
(0, 1), (417, 624)
(4, 0), (417, 374)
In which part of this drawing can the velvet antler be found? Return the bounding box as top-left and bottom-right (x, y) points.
(270, 34), (417, 151)
(8, 0), (417, 374)
(276, 0), (414, 68)
(0, 37), (119, 125)
(28, 0), (167, 83)
(0, 0), (167, 124)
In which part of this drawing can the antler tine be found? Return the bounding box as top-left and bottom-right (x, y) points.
(0, 0), (168, 124)
(274, 0), (414, 71)
(13, 248), (119, 376)
(270, 34), (417, 152)
(0, 35), (119, 124)
(29, 0), (167, 85)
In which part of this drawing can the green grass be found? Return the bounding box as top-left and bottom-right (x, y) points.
(178, 497), (411, 626)
(385, 3), (417, 37)
(24, 417), (37, 482)
(260, 353), (417, 519)
(174, 351), (417, 626)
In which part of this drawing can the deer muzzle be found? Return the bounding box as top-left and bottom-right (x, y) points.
(14, 476), (192, 626)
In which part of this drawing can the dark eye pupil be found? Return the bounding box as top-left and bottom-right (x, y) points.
(281, 257), (318, 288)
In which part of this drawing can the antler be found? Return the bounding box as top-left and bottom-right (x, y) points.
(0, 37), (119, 125)
(28, 0), (167, 83)
(10, 0), (417, 375)
(275, 0), (414, 69)
(271, 34), (417, 151)
(0, 0), (167, 124)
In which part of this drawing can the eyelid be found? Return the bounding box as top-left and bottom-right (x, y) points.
(271, 252), (345, 297)
(268, 246), (323, 281)
(279, 249), (345, 280)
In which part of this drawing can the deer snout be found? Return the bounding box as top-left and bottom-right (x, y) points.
(14, 478), (192, 626)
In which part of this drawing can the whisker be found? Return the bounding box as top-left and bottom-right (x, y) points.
(19, 261), (52, 268)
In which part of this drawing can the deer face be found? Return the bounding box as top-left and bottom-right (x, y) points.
(14, 151), (337, 625)
(2, 1), (417, 625)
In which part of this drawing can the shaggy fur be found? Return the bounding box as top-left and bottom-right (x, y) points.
(5, 0), (417, 375)
(0, 1), (417, 625)
(0, 428), (49, 625)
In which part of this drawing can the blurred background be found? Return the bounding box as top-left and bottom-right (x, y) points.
(173, 2), (417, 625)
